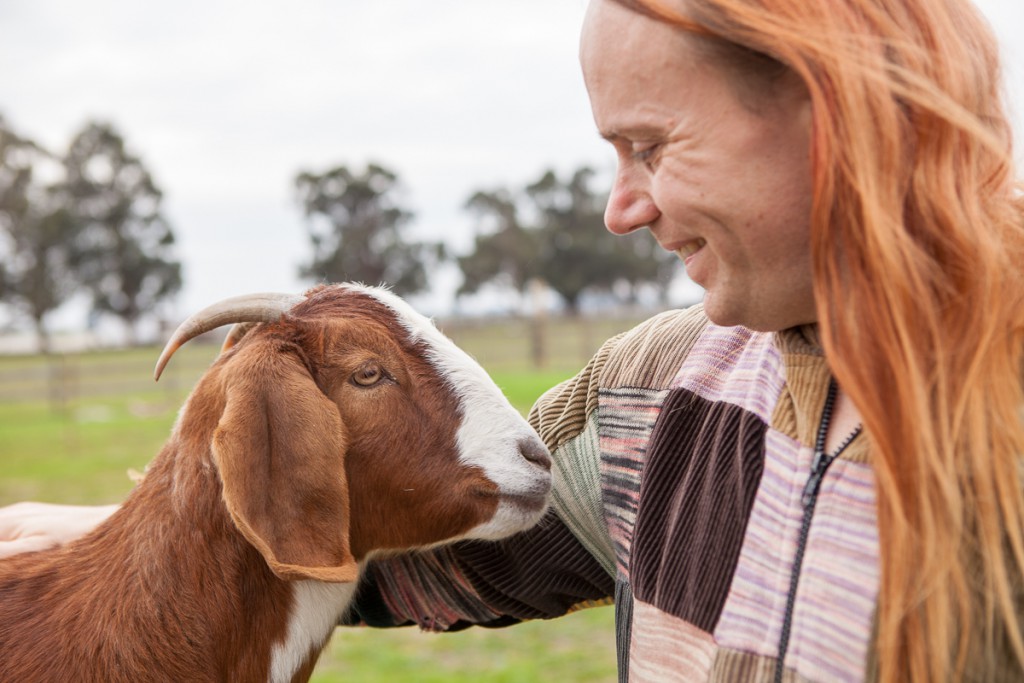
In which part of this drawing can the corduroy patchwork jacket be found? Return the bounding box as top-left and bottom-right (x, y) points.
(344, 304), (881, 682)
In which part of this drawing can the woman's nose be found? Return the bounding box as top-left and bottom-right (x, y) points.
(604, 165), (660, 235)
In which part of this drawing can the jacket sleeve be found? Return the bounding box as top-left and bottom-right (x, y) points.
(341, 333), (623, 632)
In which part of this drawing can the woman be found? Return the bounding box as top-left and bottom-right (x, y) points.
(3, 0), (1022, 680)
(583, 0), (1024, 679)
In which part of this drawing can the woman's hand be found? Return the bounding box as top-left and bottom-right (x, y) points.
(0, 502), (119, 559)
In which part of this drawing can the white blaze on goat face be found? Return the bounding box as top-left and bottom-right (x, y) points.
(344, 284), (552, 538)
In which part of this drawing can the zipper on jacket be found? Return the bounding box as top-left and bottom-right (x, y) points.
(774, 380), (861, 683)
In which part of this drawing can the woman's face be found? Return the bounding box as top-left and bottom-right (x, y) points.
(580, 0), (817, 331)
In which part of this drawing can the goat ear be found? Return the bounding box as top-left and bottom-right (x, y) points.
(211, 345), (359, 583)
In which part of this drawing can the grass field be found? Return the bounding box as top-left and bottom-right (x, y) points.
(0, 315), (639, 682)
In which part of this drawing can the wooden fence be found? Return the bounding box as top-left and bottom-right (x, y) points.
(0, 313), (652, 410)
(0, 346), (217, 410)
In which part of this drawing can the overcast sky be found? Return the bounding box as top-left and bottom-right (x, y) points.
(1, 0), (1021, 329)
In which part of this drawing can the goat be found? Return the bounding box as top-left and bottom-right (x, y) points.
(0, 283), (552, 683)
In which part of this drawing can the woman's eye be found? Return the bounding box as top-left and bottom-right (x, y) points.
(631, 143), (660, 167)
(352, 363), (385, 387)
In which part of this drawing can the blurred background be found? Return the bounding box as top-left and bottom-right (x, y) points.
(0, 0), (1021, 350)
(0, 0), (697, 353)
(0, 1), (1021, 681)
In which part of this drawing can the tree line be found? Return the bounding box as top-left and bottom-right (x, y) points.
(0, 117), (180, 352)
(1, 117), (679, 351)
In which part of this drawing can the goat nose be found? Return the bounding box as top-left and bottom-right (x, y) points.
(519, 438), (552, 472)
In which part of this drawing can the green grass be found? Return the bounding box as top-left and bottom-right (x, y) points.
(0, 343), (218, 505)
(0, 335), (621, 682)
(311, 607), (615, 683)
(0, 394), (177, 504)
(490, 370), (577, 414)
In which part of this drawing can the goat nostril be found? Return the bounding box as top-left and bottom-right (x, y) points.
(519, 438), (552, 472)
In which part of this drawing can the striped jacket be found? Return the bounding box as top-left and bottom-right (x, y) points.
(344, 305), (880, 682)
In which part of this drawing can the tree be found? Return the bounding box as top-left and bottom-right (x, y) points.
(458, 166), (678, 314)
(537, 168), (677, 307)
(61, 121), (181, 344)
(295, 162), (444, 296)
(526, 167), (621, 313)
(0, 116), (80, 353)
(457, 188), (540, 299)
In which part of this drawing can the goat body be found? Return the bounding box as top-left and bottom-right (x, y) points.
(0, 284), (552, 683)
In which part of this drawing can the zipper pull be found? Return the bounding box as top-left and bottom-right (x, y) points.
(801, 471), (823, 508)
(801, 451), (827, 508)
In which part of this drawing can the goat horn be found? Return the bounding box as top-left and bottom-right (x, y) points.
(220, 322), (257, 354)
(154, 293), (305, 381)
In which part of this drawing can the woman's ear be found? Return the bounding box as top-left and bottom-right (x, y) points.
(211, 342), (358, 583)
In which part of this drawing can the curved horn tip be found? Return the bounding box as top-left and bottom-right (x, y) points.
(152, 292), (305, 382)
(153, 341), (181, 382)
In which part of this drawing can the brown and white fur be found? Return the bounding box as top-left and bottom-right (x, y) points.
(0, 283), (552, 683)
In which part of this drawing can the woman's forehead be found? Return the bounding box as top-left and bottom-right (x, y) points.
(581, 0), (698, 80)
(580, 0), (706, 131)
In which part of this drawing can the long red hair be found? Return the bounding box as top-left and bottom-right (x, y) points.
(612, 0), (1024, 679)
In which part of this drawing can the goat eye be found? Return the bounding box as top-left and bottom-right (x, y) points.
(352, 363), (385, 387)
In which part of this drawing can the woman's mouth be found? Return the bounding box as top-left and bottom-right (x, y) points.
(675, 238), (706, 259)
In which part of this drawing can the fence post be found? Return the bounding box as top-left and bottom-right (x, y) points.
(528, 279), (547, 370)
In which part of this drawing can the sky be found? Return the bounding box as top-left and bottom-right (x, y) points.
(0, 0), (1022, 333)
